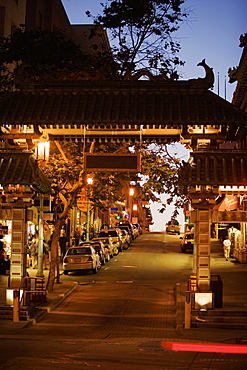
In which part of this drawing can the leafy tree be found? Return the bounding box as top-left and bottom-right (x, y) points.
(0, 27), (116, 96)
(42, 142), (84, 291)
(133, 143), (187, 217)
(42, 142), (132, 291)
(87, 0), (189, 77)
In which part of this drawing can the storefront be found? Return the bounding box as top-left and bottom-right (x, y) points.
(0, 150), (51, 286)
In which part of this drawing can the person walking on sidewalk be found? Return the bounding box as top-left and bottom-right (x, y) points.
(30, 236), (38, 268)
(59, 231), (68, 261)
(73, 227), (81, 246)
(223, 237), (231, 261)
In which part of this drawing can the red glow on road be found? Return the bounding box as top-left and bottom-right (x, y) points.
(161, 342), (247, 354)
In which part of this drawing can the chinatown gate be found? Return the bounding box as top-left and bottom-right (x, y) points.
(1, 61), (247, 305)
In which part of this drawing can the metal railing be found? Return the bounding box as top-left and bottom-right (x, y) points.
(12, 276), (47, 322)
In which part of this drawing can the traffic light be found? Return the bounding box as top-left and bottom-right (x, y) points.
(115, 215), (121, 220)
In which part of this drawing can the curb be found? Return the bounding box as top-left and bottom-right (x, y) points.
(23, 281), (79, 327)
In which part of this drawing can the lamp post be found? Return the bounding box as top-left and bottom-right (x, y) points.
(129, 187), (135, 222)
(86, 177), (93, 242)
(35, 142), (50, 278)
(37, 193), (44, 278)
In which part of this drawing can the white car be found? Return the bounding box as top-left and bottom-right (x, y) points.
(166, 220), (180, 235)
(118, 229), (131, 249)
(98, 228), (123, 252)
(63, 246), (101, 275)
(92, 236), (118, 257)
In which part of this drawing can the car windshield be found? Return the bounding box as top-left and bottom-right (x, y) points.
(168, 220), (179, 225)
(185, 234), (194, 239)
(99, 231), (117, 237)
(108, 231), (118, 236)
(118, 226), (129, 231)
(67, 247), (91, 255)
(94, 238), (109, 245)
(90, 244), (100, 250)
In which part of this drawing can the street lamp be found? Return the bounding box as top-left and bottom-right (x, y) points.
(35, 141), (50, 278)
(129, 187), (135, 222)
(86, 176), (93, 242)
(129, 188), (135, 197)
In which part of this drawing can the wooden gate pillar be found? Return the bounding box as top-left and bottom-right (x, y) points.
(190, 188), (218, 292)
(193, 208), (211, 291)
(10, 208), (27, 288)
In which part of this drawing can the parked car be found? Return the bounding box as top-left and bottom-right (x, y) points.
(180, 233), (194, 253)
(133, 223), (142, 235)
(166, 220), (180, 235)
(79, 241), (109, 265)
(98, 228), (123, 252)
(132, 224), (139, 239)
(117, 223), (134, 240)
(63, 245), (101, 275)
(118, 229), (131, 249)
(92, 236), (118, 257)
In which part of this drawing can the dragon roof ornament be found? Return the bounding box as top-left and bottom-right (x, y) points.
(188, 59), (214, 89)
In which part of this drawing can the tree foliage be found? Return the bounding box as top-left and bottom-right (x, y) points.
(42, 142), (84, 291)
(133, 143), (187, 217)
(0, 27), (116, 96)
(87, 0), (189, 77)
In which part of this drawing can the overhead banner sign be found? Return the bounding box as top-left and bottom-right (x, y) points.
(77, 189), (88, 212)
(212, 211), (247, 223)
(84, 153), (141, 173)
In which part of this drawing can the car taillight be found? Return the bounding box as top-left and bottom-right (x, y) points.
(63, 257), (68, 263)
(184, 241), (188, 244)
(87, 256), (93, 261)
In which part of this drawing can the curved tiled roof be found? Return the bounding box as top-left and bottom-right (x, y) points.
(179, 150), (247, 187)
(0, 80), (246, 126)
(0, 151), (51, 193)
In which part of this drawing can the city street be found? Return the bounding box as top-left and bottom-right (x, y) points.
(0, 233), (247, 369)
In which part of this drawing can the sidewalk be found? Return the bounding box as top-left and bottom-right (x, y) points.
(0, 266), (78, 333)
(0, 240), (247, 343)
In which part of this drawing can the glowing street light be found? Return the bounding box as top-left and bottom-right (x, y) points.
(129, 187), (135, 221)
(86, 176), (93, 242)
(129, 187), (135, 196)
(87, 177), (93, 185)
(133, 204), (138, 211)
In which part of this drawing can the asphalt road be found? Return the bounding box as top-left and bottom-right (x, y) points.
(0, 232), (247, 369)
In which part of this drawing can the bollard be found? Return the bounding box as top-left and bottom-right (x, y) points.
(13, 290), (19, 323)
(184, 291), (191, 329)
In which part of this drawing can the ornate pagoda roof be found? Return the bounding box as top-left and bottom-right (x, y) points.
(179, 149), (247, 188)
(0, 79), (246, 127)
(229, 33), (247, 112)
(0, 150), (51, 194)
(0, 60), (247, 145)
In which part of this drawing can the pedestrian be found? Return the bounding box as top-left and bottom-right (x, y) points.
(223, 237), (231, 261)
(43, 240), (49, 269)
(59, 231), (68, 260)
(30, 237), (38, 268)
(0, 241), (5, 260)
(73, 227), (81, 246)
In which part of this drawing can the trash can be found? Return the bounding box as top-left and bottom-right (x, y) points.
(210, 275), (223, 308)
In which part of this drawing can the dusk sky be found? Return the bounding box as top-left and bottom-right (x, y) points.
(62, 0), (247, 102)
(61, 0), (247, 230)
